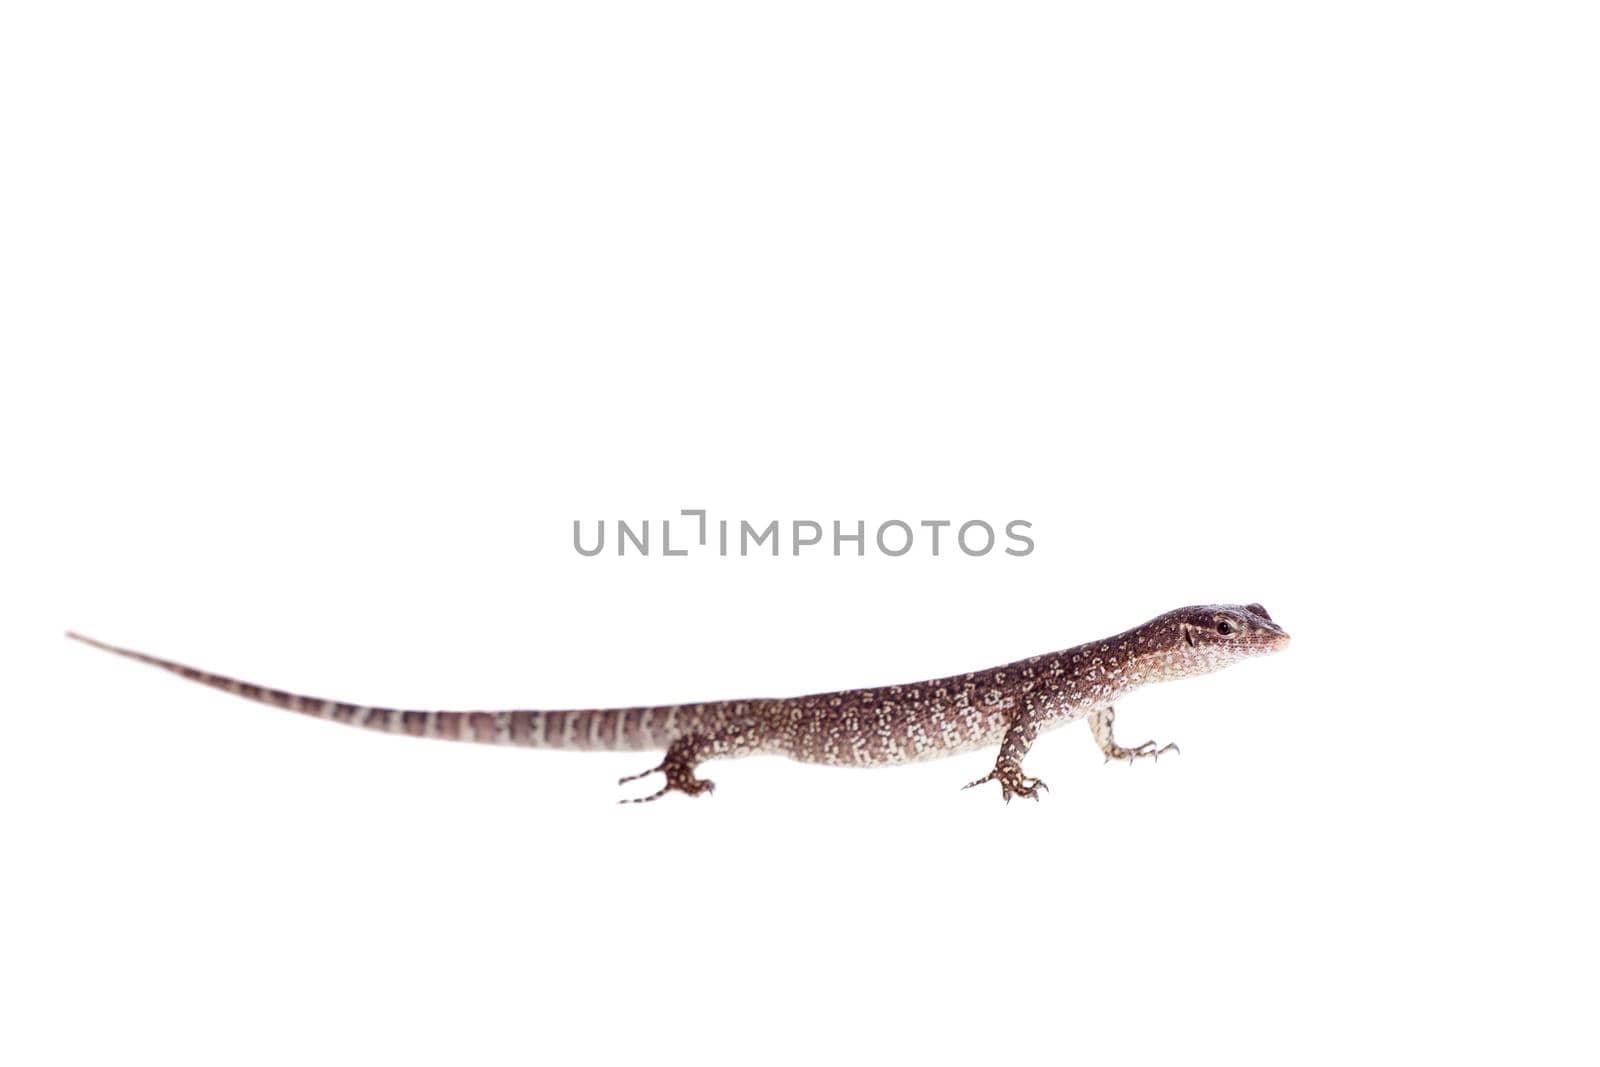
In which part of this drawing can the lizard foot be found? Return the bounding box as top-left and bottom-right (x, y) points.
(1102, 739), (1179, 765)
(618, 759), (716, 804)
(963, 760), (1049, 804)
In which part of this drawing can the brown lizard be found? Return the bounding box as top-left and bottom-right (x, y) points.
(66, 603), (1289, 802)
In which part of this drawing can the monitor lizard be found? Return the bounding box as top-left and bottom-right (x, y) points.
(67, 603), (1289, 803)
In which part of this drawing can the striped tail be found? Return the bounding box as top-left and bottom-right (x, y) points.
(66, 631), (676, 752)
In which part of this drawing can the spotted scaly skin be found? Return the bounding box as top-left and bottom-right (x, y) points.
(67, 603), (1289, 803)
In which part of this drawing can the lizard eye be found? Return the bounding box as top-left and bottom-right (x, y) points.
(1216, 620), (1236, 636)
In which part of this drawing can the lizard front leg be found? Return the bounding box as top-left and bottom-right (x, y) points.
(964, 706), (1049, 803)
(1087, 705), (1178, 764)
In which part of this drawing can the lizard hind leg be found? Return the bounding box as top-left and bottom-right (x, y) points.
(617, 736), (717, 804)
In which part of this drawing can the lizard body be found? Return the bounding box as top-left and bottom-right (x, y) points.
(67, 603), (1288, 802)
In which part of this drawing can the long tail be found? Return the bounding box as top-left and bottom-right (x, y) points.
(66, 631), (673, 752)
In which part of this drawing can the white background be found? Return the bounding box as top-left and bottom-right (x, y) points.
(3, 3), (1596, 1065)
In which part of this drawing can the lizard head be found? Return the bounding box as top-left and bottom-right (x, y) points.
(1142, 603), (1290, 680)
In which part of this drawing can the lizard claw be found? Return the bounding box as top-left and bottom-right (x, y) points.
(1103, 739), (1181, 765)
(617, 751), (716, 802)
(963, 762), (1048, 803)
(618, 764), (663, 786)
